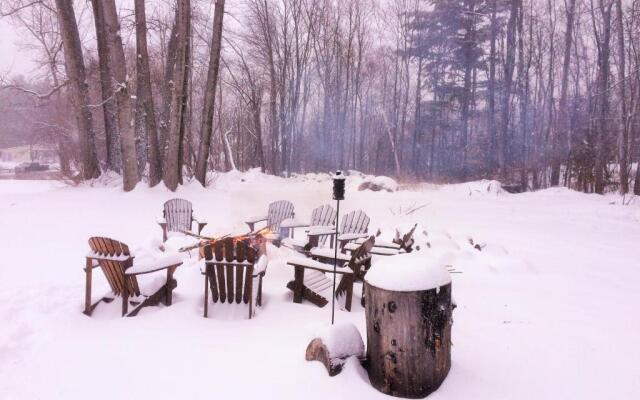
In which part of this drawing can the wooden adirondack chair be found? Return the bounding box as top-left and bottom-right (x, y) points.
(281, 204), (337, 249)
(245, 200), (295, 235)
(306, 209), (370, 250)
(343, 224), (418, 256)
(202, 238), (266, 319)
(286, 236), (375, 311)
(84, 237), (182, 317)
(159, 198), (207, 242)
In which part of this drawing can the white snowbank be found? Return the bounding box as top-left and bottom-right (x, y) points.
(366, 252), (451, 291)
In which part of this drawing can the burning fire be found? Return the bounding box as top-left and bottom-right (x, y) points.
(178, 227), (275, 254)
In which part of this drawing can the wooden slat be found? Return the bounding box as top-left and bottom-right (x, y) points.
(235, 243), (246, 303)
(225, 265), (234, 304)
(216, 265), (226, 303)
(243, 267), (252, 304)
(208, 265), (219, 302)
(286, 280), (329, 307)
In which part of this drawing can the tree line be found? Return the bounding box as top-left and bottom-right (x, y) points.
(1, 0), (639, 195)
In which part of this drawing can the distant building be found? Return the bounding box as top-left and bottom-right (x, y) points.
(0, 144), (57, 163)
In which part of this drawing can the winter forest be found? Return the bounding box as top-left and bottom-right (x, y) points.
(1, 0), (639, 193)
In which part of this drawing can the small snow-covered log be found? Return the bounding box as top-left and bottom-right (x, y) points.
(305, 323), (365, 376)
(364, 254), (454, 398)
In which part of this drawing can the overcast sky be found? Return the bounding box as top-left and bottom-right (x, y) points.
(0, 18), (35, 76)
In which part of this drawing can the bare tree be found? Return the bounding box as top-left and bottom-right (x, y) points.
(134, 0), (162, 186)
(54, 0), (100, 180)
(195, 0), (225, 183)
(163, 0), (190, 191)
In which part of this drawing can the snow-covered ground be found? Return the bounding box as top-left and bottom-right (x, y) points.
(1, 172), (639, 399)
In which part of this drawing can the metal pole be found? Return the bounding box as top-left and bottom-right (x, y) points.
(331, 198), (340, 325)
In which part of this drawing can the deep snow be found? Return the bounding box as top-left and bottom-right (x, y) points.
(1, 172), (639, 399)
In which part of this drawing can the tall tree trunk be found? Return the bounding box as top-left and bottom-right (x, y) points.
(499, 0), (519, 178)
(615, 0), (628, 193)
(100, 0), (139, 191)
(594, 0), (613, 194)
(552, 0), (577, 186)
(54, 0), (100, 180)
(160, 12), (179, 162)
(487, 0), (498, 171)
(195, 0), (225, 185)
(90, 0), (120, 173)
(163, 0), (190, 191)
(135, 0), (162, 187)
(412, 58), (423, 176)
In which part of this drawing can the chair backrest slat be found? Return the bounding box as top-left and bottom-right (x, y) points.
(267, 200), (295, 232)
(163, 198), (193, 233)
(88, 237), (140, 296)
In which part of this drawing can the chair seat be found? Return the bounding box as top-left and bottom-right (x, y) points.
(162, 235), (200, 252)
(281, 237), (308, 250)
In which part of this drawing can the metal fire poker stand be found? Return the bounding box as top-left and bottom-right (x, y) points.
(331, 171), (345, 325)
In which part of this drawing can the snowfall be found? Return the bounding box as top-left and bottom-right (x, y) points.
(1, 170), (639, 399)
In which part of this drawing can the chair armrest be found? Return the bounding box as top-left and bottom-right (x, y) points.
(125, 257), (183, 276)
(245, 215), (267, 232)
(157, 217), (166, 224)
(286, 257), (351, 275)
(192, 215), (207, 224)
(193, 217), (208, 235)
(245, 215), (267, 224)
(84, 258), (101, 271)
(280, 218), (310, 229)
(253, 255), (268, 275)
(307, 225), (337, 236)
(337, 233), (369, 242)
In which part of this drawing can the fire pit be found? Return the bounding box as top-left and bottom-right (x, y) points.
(176, 228), (275, 258)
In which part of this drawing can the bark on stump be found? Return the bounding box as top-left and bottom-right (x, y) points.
(365, 281), (453, 398)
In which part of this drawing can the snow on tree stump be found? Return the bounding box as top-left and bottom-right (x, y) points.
(305, 323), (365, 376)
(364, 254), (454, 398)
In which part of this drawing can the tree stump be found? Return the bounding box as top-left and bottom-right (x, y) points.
(364, 256), (454, 398)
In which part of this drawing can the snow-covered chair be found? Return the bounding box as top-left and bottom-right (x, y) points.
(343, 223), (417, 256)
(304, 209), (370, 251)
(245, 200), (295, 236)
(202, 238), (267, 319)
(281, 204), (337, 250)
(158, 198), (207, 242)
(286, 236), (375, 311)
(84, 237), (183, 317)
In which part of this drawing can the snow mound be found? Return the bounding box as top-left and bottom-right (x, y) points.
(83, 170), (123, 188)
(438, 179), (505, 196)
(366, 252), (451, 291)
(210, 168), (281, 188)
(358, 175), (399, 192)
